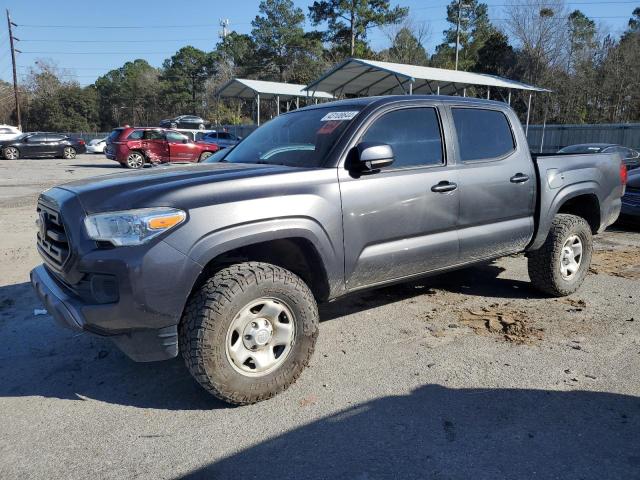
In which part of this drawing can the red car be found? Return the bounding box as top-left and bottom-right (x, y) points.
(105, 127), (219, 168)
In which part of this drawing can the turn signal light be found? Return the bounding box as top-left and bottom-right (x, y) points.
(148, 214), (185, 230)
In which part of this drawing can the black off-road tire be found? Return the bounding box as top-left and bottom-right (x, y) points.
(527, 213), (593, 296)
(179, 262), (319, 405)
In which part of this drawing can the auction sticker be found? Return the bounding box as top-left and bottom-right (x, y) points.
(320, 111), (359, 121)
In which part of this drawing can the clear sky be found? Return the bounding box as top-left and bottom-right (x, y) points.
(0, 0), (637, 87)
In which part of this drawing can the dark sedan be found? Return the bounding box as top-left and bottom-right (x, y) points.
(159, 115), (207, 129)
(621, 168), (640, 219)
(1, 132), (86, 159)
(558, 143), (640, 170)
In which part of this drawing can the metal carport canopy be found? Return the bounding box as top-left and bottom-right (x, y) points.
(304, 58), (550, 97)
(216, 78), (334, 101)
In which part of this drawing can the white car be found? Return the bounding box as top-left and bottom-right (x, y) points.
(86, 137), (107, 153)
(0, 125), (21, 142)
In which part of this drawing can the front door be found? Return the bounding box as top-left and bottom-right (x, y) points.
(340, 105), (460, 290)
(22, 133), (49, 156)
(450, 107), (536, 261)
(166, 131), (199, 161)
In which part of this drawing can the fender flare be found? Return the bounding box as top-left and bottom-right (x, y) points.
(185, 216), (344, 297)
(528, 181), (601, 250)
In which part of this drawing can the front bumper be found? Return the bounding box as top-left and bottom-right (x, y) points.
(86, 145), (104, 153)
(31, 264), (182, 362)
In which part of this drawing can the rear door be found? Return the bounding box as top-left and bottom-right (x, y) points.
(450, 106), (535, 261)
(339, 104), (460, 290)
(142, 129), (169, 162)
(166, 131), (199, 161)
(44, 134), (66, 155)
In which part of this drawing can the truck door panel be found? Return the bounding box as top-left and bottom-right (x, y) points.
(339, 106), (460, 290)
(451, 107), (535, 260)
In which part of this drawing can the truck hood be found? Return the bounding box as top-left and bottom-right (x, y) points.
(57, 162), (300, 214)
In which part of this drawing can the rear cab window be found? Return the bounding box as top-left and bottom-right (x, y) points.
(452, 108), (515, 162)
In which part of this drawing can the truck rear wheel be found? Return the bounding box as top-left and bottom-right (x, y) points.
(179, 262), (319, 405)
(527, 213), (593, 296)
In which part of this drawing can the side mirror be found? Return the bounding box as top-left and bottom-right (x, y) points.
(356, 142), (394, 171)
(182, 138), (189, 144)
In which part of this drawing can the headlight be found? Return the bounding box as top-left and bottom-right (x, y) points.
(84, 207), (186, 246)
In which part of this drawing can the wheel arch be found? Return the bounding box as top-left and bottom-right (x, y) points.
(529, 182), (602, 251)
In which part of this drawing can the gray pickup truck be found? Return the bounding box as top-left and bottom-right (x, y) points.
(31, 96), (625, 405)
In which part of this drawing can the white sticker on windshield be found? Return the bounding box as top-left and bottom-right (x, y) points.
(320, 111), (359, 121)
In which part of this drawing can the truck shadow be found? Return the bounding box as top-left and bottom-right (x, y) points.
(0, 281), (224, 410)
(320, 262), (543, 321)
(177, 384), (640, 480)
(0, 261), (544, 411)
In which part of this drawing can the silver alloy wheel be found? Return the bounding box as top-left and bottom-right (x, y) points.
(63, 147), (76, 159)
(200, 151), (213, 161)
(126, 152), (144, 169)
(3, 147), (18, 160)
(225, 297), (296, 377)
(560, 234), (583, 279)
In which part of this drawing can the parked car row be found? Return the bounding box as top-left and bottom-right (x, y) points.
(558, 143), (640, 170)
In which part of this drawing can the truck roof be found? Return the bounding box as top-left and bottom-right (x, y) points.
(297, 94), (509, 112)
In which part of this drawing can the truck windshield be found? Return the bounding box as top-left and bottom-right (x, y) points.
(220, 106), (361, 167)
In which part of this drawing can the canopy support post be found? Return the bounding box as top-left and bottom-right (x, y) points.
(276, 95), (280, 116)
(409, 81), (413, 95)
(525, 93), (532, 137)
(256, 93), (260, 126)
(296, 97), (299, 109)
(508, 91), (511, 105)
(436, 85), (440, 95)
(487, 87), (490, 99)
(463, 88), (466, 97)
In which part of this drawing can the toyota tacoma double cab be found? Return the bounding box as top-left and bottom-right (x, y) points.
(31, 96), (625, 405)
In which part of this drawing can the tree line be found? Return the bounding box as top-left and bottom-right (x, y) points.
(2, 0), (639, 132)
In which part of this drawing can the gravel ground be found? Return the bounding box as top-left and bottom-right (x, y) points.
(1, 155), (639, 480)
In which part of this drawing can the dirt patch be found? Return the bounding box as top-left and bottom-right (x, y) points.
(459, 304), (544, 344)
(590, 248), (640, 279)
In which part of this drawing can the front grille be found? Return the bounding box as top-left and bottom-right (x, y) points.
(36, 201), (70, 271)
(623, 187), (640, 207)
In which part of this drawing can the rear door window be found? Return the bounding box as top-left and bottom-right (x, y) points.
(452, 108), (515, 162)
(166, 131), (188, 143)
(143, 130), (164, 140)
(127, 130), (144, 140)
(361, 107), (444, 168)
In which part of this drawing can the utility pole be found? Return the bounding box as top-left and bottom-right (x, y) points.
(454, 0), (463, 71)
(6, 9), (21, 129)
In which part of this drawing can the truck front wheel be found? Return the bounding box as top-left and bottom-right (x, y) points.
(179, 262), (319, 405)
(527, 213), (593, 296)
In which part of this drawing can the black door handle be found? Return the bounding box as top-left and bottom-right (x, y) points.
(510, 173), (529, 183)
(431, 181), (458, 193)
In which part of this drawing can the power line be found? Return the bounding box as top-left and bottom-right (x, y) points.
(15, 22), (251, 29)
(20, 38), (217, 43)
